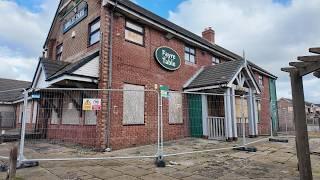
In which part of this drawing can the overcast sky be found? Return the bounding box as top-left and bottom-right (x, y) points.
(0, 0), (319, 103)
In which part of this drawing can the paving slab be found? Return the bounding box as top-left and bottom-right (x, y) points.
(140, 173), (180, 180)
(80, 166), (123, 179)
(111, 165), (154, 177)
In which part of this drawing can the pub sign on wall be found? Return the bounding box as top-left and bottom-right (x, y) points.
(155, 46), (181, 71)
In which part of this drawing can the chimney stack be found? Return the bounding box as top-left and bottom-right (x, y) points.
(202, 27), (215, 44)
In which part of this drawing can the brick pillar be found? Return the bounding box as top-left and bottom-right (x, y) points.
(97, 4), (110, 150)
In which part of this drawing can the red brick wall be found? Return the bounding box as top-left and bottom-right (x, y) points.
(46, 1), (101, 63)
(277, 99), (295, 131)
(253, 72), (272, 135)
(108, 16), (216, 149)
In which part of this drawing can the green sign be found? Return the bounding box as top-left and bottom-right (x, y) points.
(160, 85), (169, 98)
(155, 46), (181, 71)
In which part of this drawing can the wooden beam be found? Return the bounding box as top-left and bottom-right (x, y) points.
(299, 61), (320, 76)
(297, 55), (320, 62)
(289, 70), (313, 180)
(281, 67), (296, 73)
(310, 47), (320, 54)
(289, 62), (313, 68)
(314, 70), (320, 78)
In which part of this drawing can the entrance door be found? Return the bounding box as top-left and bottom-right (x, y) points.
(207, 95), (225, 140)
(188, 94), (203, 137)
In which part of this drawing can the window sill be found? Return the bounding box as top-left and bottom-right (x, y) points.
(125, 39), (145, 47)
(169, 122), (184, 125)
(87, 41), (100, 48)
(185, 61), (197, 66)
(122, 123), (146, 126)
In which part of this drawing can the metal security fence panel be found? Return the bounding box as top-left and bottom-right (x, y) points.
(161, 91), (250, 156)
(160, 91), (277, 157)
(18, 88), (160, 162)
(0, 88), (26, 160)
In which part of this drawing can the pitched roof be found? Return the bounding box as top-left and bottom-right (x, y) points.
(0, 78), (31, 103)
(47, 51), (99, 80)
(41, 59), (70, 79)
(247, 61), (277, 79)
(185, 60), (245, 89)
(111, 0), (241, 60)
(109, 0), (277, 79)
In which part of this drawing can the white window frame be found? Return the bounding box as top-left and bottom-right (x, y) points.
(185, 46), (196, 64)
(125, 20), (144, 46)
(212, 56), (220, 65)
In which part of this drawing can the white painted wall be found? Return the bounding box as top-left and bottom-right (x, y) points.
(73, 56), (99, 78)
(34, 69), (50, 88)
(201, 95), (208, 136)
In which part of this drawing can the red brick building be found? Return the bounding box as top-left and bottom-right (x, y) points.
(27, 0), (278, 150)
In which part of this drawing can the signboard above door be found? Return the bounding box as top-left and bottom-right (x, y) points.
(155, 46), (181, 71)
(62, 1), (88, 33)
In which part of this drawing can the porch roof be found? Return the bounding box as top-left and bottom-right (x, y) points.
(185, 60), (245, 89)
(184, 60), (261, 93)
(31, 51), (99, 89)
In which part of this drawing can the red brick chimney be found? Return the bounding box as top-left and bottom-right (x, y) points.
(202, 27), (215, 44)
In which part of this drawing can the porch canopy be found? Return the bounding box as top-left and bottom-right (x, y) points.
(183, 60), (261, 140)
(31, 51), (100, 89)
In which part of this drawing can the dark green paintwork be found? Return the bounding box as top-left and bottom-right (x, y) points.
(155, 46), (181, 71)
(188, 94), (203, 137)
(269, 78), (279, 134)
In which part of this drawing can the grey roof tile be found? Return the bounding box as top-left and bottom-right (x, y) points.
(186, 60), (245, 89)
(47, 51), (99, 81)
(0, 78), (31, 102)
(41, 59), (70, 79)
(110, 0), (276, 79)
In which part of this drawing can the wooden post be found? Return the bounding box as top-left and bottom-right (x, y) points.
(6, 145), (18, 180)
(290, 69), (313, 180)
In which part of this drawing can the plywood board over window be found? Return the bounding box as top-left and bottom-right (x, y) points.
(169, 92), (183, 124)
(85, 111), (97, 125)
(123, 84), (145, 125)
(62, 97), (80, 125)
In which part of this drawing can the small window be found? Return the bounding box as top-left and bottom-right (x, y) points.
(258, 75), (263, 86)
(212, 56), (220, 65)
(185, 46), (196, 64)
(56, 44), (63, 61)
(125, 20), (144, 46)
(123, 84), (145, 125)
(257, 100), (261, 123)
(89, 18), (100, 46)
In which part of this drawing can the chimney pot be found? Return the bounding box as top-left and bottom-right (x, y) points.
(202, 27), (215, 44)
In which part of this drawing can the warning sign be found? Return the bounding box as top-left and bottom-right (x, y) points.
(82, 99), (101, 111)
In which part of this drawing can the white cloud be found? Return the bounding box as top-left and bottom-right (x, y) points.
(0, 46), (37, 81)
(168, 0), (320, 103)
(0, 0), (59, 82)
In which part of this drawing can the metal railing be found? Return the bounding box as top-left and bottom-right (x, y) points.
(207, 116), (225, 140)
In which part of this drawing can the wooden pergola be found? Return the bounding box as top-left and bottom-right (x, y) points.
(281, 47), (320, 180)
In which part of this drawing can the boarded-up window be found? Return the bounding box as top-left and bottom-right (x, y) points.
(169, 92), (183, 124)
(62, 98), (80, 125)
(123, 84), (145, 125)
(51, 99), (59, 124)
(32, 101), (38, 124)
(85, 111), (97, 125)
(235, 97), (248, 119)
(26, 102), (32, 123)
